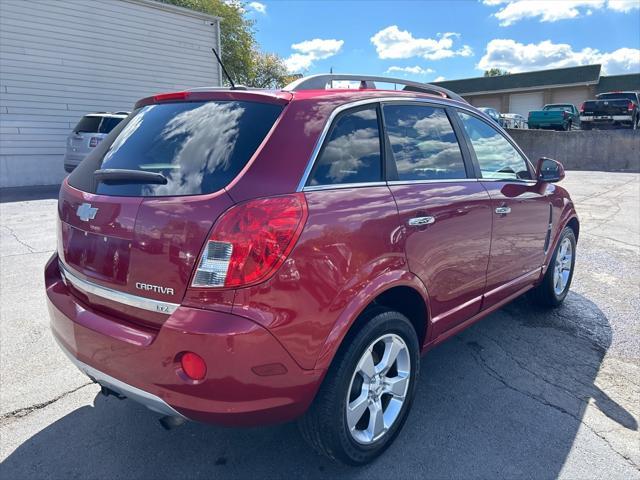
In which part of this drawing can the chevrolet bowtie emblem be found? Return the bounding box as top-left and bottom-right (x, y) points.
(76, 202), (98, 222)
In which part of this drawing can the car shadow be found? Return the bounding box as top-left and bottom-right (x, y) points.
(0, 185), (60, 203)
(1, 292), (636, 479)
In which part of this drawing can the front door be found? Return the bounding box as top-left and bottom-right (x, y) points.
(456, 111), (550, 307)
(382, 103), (492, 337)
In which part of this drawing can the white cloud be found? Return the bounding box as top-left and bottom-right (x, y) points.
(433, 76), (446, 82)
(370, 26), (473, 61)
(385, 66), (435, 75)
(608, 0), (640, 11)
(483, 0), (639, 26)
(248, 2), (266, 14)
(284, 39), (344, 72)
(478, 38), (640, 74)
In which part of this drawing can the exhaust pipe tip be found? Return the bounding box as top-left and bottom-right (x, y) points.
(159, 415), (186, 430)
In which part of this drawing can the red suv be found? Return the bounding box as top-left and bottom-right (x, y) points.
(46, 74), (578, 465)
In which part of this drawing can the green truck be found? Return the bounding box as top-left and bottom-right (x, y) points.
(527, 104), (580, 131)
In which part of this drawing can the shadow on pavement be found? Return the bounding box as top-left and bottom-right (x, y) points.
(0, 185), (60, 203)
(1, 293), (636, 479)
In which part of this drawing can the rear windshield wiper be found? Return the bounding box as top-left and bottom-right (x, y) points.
(94, 169), (168, 185)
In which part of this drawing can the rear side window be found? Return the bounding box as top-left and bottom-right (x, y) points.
(383, 104), (467, 181)
(68, 101), (283, 196)
(307, 106), (382, 186)
(457, 111), (532, 181)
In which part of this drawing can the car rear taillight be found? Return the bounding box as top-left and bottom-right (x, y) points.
(579, 103), (585, 113)
(563, 111), (568, 118)
(192, 194), (308, 288)
(89, 137), (101, 147)
(628, 102), (634, 111)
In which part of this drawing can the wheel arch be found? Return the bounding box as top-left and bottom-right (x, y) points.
(313, 271), (431, 372)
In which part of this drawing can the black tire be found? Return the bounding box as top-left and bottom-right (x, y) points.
(298, 308), (420, 465)
(566, 120), (572, 131)
(529, 227), (576, 308)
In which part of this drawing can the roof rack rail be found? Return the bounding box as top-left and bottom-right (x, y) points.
(283, 74), (467, 103)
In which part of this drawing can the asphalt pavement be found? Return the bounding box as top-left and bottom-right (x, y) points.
(0, 171), (638, 479)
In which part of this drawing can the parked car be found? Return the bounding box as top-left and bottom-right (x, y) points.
(500, 113), (527, 129)
(64, 112), (129, 172)
(580, 92), (640, 130)
(528, 104), (580, 131)
(46, 74), (578, 465)
(477, 106), (502, 125)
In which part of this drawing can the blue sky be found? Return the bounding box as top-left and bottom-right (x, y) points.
(245, 0), (640, 81)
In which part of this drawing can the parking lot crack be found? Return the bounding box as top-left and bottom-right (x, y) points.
(461, 338), (639, 471)
(0, 382), (93, 425)
(1, 225), (36, 253)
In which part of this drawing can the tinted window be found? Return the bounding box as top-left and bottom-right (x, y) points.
(99, 117), (125, 133)
(383, 104), (466, 181)
(73, 116), (101, 133)
(544, 105), (573, 112)
(308, 106), (381, 186)
(68, 101), (283, 196)
(457, 111), (531, 181)
(597, 93), (637, 102)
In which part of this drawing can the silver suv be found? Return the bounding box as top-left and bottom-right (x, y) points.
(64, 112), (129, 172)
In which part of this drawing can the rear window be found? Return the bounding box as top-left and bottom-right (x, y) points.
(68, 101), (283, 196)
(73, 115), (125, 134)
(597, 93), (637, 102)
(544, 105), (572, 111)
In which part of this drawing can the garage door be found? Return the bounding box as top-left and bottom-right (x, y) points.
(552, 88), (590, 109)
(472, 96), (502, 111)
(509, 92), (544, 117)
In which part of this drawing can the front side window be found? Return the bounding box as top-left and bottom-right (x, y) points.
(307, 106), (382, 186)
(383, 104), (467, 181)
(457, 111), (532, 181)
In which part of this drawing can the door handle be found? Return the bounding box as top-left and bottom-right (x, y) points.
(495, 206), (511, 215)
(408, 216), (435, 227)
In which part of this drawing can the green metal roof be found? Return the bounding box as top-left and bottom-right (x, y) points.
(432, 65), (602, 94)
(596, 73), (640, 94)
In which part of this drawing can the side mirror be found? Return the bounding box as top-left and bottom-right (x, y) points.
(536, 157), (565, 183)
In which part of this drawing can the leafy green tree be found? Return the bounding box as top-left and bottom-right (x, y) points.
(484, 68), (510, 77)
(162, 0), (289, 87)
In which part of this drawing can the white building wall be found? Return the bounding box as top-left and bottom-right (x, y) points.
(0, 0), (221, 188)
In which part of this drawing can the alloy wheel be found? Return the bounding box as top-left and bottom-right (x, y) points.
(345, 333), (411, 445)
(553, 237), (573, 296)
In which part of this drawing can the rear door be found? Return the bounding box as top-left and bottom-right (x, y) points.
(60, 98), (285, 327)
(383, 102), (492, 337)
(455, 110), (550, 307)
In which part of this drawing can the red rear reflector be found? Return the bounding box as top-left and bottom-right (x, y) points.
(180, 352), (207, 381)
(153, 91), (190, 103)
(192, 194), (308, 288)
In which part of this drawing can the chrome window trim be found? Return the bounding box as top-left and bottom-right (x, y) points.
(59, 262), (180, 315)
(296, 96), (485, 192)
(303, 181), (387, 192)
(386, 178), (479, 185)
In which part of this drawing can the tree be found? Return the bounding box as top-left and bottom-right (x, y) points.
(162, 0), (290, 87)
(484, 68), (510, 77)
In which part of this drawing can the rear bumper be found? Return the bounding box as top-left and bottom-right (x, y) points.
(580, 115), (634, 124)
(45, 254), (323, 426)
(56, 339), (186, 419)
